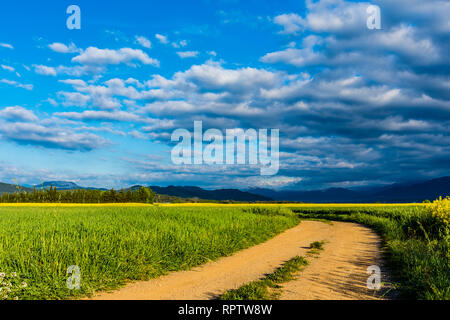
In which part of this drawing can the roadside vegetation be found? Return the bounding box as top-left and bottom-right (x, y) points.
(292, 198), (450, 300)
(0, 201), (448, 300)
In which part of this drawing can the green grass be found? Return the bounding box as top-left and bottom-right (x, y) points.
(291, 206), (450, 300)
(0, 206), (299, 300)
(220, 256), (309, 300)
(310, 240), (325, 250)
(2, 204), (448, 300)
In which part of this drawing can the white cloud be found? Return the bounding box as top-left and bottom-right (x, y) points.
(0, 43), (13, 49)
(261, 47), (321, 67)
(273, 13), (304, 34)
(33, 64), (104, 77)
(372, 24), (440, 63)
(177, 61), (282, 92)
(46, 98), (58, 107)
(0, 106), (38, 122)
(128, 130), (149, 140)
(72, 47), (160, 66)
(1, 65), (15, 72)
(274, 1), (368, 35)
(234, 176), (303, 189)
(57, 91), (91, 107)
(155, 34), (169, 44)
(0, 79), (33, 90)
(135, 36), (152, 49)
(261, 36), (323, 67)
(58, 79), (87, 87)
(54, 110), (142, 122)
(176, 51), (199, 58)
(33, 64), (57, 76)
(172, 40), (187, 48)
(48, 42), (80, 53)
(0, 121), (108, 151)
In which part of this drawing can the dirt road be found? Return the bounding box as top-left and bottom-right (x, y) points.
(280, 221), (391, 300)
(90, 221), (389, 300)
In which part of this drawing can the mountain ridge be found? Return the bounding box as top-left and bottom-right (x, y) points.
(1, 176), (449, 203)
(249, 176), (450, 203)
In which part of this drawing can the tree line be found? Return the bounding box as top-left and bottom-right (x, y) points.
(0, 186), (155, 204)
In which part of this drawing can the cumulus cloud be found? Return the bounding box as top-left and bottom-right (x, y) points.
(0, 79), (33, 90)
(0, 122), (108, 151)
(172, 40), (187, 48)
(135, 36), (151, 48)
(0, 106), (38, 122)
(274, 1), (368, 35)
(233, 176), (303, 189)
(33, 64), (57, 76)
(273, 13), (304, 35)
(1, 65), (15, 72)
(176, 51), (199, 58)
(72, 47), (160, 66)
(34, 64), (104, 77)
(6, 0), (449, 188)
(54, 110), (142, 122)
(261, 35), (323, 66)
(175, 61), (283, 93)
(0, 43), (13, 49)
(155, 34), (169, 44)
(48, 42), (80, 53)
(0, 106), (108, 151)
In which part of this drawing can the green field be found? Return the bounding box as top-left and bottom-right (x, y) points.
(0, 203), (448, 300)
(0, 206), (299, 300)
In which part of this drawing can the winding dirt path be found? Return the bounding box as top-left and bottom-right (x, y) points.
(280, 221), (391, 300)
(90, 221), (390, 300)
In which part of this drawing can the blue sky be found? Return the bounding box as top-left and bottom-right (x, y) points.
(0, 0), (449, 190)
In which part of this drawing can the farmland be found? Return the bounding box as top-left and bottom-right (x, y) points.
(0, 205), (298, 300)
(0, 202), (448, 300)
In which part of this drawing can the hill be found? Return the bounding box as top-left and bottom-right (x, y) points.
(31, 182), (272, 202)
(34, 181), (106, 191)
(248, 187), (361, 203)
(1, 176), (449, 203)
(0, 182), (31, 194)
(149, 186), (271, 202)
(367, 176), (450, 203)
(249, 176), (450, 203)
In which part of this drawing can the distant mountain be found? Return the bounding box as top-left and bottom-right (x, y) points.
(149, 186), (271, 202)
(1, 176), (448, 203)
(250, 176), (450, 203)
(39, 181), (79, 190)
(0, 182), (31, 194)
(6, 182), (269, 202)
(248, 187), (361, 203)
(367, 176), (450, 203)
(34, 181), (106, 191)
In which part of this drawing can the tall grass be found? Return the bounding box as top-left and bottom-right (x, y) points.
(0, 206), (299, 300)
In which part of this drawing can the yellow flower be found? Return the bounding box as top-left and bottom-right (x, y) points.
(426, 196), (450, 228)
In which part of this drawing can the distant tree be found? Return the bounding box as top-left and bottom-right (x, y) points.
(0, 184), (156, 204)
